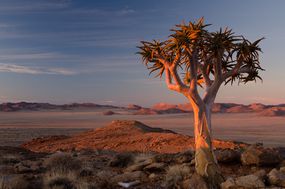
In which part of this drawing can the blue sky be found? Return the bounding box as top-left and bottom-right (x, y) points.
(0, 0), (285, 106)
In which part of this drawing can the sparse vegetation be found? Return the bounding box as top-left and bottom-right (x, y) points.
(45, 153), (82, 175)
(95, 170), (118, 189)
(108, 152), (134, 167)
(164, 165), (192, 189)
(0, 175), (31, 189)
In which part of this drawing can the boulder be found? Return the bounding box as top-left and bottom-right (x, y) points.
(221, 175), (265, 189)
(253, 169), (266, 179)
(124, 159), (152, 172)
(220, 178), (236, 189)
(215, 149), (241, 164)
(144, 162), (165, 173)
(268, 168), (285, 187)
(235, 175), (265, 188)
(241, 145), (282, 166)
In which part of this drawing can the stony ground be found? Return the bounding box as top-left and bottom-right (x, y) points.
(0, 144), (285, 189)
(1, 120), (285, 189)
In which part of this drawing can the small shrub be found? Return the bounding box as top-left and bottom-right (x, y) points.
(45, 153), (81, 175)
(108, 152), (134, 167)
(95, 170), (117, 189)
(47, 177), (75, 189)
(0, 154), (20, 165)
(44, 171), (77, 189)
(164, 165), (192, 189)
(0, 176), (8, 189)
(1, 175), (30, 189)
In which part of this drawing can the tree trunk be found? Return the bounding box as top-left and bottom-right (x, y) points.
(193, 105), (224, 188)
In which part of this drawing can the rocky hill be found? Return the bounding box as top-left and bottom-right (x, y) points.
(0, 102), (121, 112)
(2, 101), (285, 117)
(22, 120), (247, 153)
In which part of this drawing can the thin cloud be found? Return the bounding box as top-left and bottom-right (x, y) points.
(0, 0), (71, 13)
(0, 63), (76, 75)
(66, 7), (136, 17)
(0, 52), (68, 61)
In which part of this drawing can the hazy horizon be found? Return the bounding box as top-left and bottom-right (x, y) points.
(1, 0), (285, 106)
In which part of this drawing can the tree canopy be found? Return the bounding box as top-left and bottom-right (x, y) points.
(138, 18), (264, 105)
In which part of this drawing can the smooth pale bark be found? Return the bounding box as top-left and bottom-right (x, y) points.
(192, 103), (224, 188)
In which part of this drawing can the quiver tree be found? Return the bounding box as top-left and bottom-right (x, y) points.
(138, 18), (264, 188)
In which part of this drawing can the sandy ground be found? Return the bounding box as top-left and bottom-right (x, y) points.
(0, 110), (285, 147)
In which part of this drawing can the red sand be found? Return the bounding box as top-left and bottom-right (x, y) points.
(22, 120), (247, 153)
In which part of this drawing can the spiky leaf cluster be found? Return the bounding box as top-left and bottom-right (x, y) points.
(137, 18), (264, 86)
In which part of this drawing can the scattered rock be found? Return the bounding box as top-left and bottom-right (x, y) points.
(102, 110), (115, 115)
(20, 160), (43, 171)
(175, 150), (193, 164)
(125, 159), (152, 172)
(153, 153), (176, 163)
(280, 167), (285, 174)
(144, 162), (165, 173)
(221, 174), (265, 189)
(118, 180), (140, 188)
(111, 171), (146, 183)
(253, 169), (266, 179)
(235, 174), (265, 188)
(148, 173), (156, 180)
(215, 149), (241, 164)
(241, 145), (282, 166)
(220, 177), (236, 189)
(188, 173), (208, 189)
(268, 168), (285, 187)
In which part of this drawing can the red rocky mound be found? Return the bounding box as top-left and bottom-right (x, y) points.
(22, 120), (247, 153)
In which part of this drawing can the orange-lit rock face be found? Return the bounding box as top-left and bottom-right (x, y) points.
(22, 120), (247, 153)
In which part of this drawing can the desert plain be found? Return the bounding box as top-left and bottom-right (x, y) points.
(0, 107), (285, 147)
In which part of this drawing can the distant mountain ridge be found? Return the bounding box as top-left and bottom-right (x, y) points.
(0, 102), (121, 112)
(1, 102), (285, 116)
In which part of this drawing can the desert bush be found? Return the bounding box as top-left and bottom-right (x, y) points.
(0, 175), (30, 189)
(0, 176), (8, 189)
(46, 177), (75, 189)
(108, 152), (134, 167)
(94, 170), (117, 189)
(164, 165), (192, 189)
(0, 154), (20, 165)
(44, 171), (77, 189)
(45, 153), (81, 175)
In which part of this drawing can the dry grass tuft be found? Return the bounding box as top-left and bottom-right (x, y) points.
(94, 170), (117, 189)
(0, 175), (31, 189)
(164, 165), (192, 189)
(108, 152), (134, 167)
(45, 153), (81, 175)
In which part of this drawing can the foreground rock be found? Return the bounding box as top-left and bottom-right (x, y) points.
(221, 174), (265, 189)
(22, 120), (247, 153)
(241, 145), (282, 166)
(0, 145), (284, 189)
(268, 168), (285, 187)
(215, 149), (241, 164)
